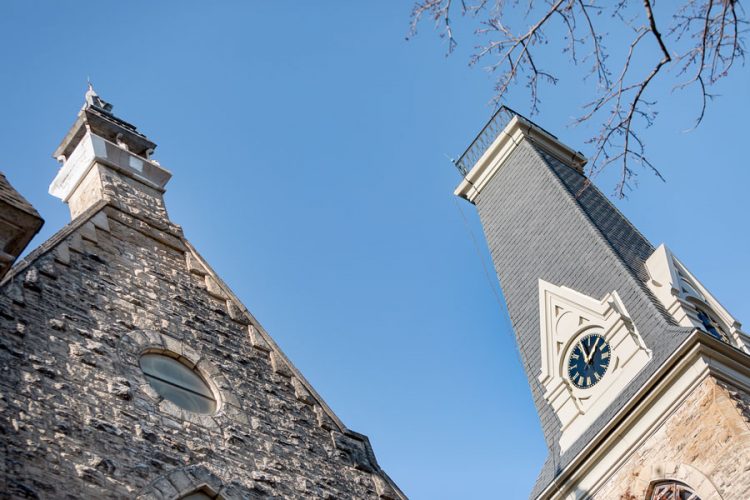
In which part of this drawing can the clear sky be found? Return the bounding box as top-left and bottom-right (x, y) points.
(1, 2), (748, 498)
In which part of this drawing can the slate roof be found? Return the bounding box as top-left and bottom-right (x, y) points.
(470, 140), (693, 498)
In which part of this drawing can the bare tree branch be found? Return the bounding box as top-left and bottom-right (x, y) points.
(409, 0), (747, 197)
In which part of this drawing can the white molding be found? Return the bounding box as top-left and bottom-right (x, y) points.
(537, 280), (651, 452)
(537, 332), (750, 500)
(454, 115), (587, 203)
(556, 351), (709, 499)
(49, 131), (172, 202)
(645, 244), (748, 353)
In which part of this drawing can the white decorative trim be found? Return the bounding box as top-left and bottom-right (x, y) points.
(538, 280), (651, 452)
(49, 131), (171, 202)
(557, 356), (709, 499)
(454, 115), (587, 203)
(645, 244), (748, 353)
(537, 331), (750, 500)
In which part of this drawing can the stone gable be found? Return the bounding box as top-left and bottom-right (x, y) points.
(0, 203), (402, 499)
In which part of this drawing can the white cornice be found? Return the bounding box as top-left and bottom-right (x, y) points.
(536, 331), (750, 499)
(49, 132), (171, 202)
(454, 115), (587, 204)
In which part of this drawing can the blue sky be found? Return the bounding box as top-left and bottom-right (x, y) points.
(1, 2), (748, 498)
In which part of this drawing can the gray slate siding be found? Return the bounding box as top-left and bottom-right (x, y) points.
(538, 147), (677, 324)
(537, 148), (655, 284)
(472, 140), (692, 497)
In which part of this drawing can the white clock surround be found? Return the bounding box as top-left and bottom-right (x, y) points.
(537, 280), (652, 452)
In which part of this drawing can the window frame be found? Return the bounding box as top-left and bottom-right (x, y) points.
(139, 351), (218, 414)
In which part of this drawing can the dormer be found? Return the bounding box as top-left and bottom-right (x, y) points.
(645, 244), (749, 352)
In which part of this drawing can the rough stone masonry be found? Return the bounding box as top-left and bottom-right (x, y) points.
(0, 89), (405, 499)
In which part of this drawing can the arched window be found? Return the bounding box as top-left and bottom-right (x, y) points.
(694, 307), (730, 343)
(648, 481), (701, 500)
(679, 275), (704, 301)
(140, 353), (217, 414)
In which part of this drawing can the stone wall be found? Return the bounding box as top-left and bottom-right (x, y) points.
(594, 376), (750, 499)
(0, 202), (401, 499)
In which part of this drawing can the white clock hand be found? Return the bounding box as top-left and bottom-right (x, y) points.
(589, 337), (599, 362)
(579, 340), (590, 363)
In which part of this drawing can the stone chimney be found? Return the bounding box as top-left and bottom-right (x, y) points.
(0, 172), (43, 280)
(49, 85), (172, 221)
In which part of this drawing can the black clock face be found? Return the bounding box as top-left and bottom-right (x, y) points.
(567, 333), (611, 389)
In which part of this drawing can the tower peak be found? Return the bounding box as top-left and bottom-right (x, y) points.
(455, 108), (750, 498)
(454, 107), (586, 204)
(49, 90), (171, 220)
(84, 82), (113, 113)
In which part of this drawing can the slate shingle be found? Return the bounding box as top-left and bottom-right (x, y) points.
(471, 140), (692, 498)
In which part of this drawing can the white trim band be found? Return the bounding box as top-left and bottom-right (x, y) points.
(454, 115), (586, 204)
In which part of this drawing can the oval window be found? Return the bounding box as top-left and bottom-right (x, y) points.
(140, 354), (217, 414)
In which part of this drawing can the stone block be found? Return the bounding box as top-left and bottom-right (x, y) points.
(185, 252), (207, 276)
(248, 325), (272, 352)
(269, 352), (292, 378)
(91, 211), (110, 232)
(204, 276), (226, 299)
(226, 300), (249, 325)
(372, 475), (400, 500)
(292, 377), (315, 405)
(315, 405), (337, 431)
(331, 431), (375, 473)
(80, 221), (98, 243)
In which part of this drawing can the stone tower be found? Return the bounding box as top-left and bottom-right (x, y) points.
(0, 88), (405, 499)
(455, 108), (750, 499)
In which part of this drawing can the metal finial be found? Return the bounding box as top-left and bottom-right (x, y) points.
(85, 81), (97, 105)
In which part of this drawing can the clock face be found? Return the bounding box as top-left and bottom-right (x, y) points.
(567, 333), (611, 389)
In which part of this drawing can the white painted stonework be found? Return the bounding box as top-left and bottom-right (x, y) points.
(49, 131), (171, 203)
(645, 244), (749, 353)
(537, 280), (652, 452)
(454, 115), (586, 203)
(539, 334), (750, 500)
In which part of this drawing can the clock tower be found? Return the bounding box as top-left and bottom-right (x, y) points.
(455, 108), (750, 499)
